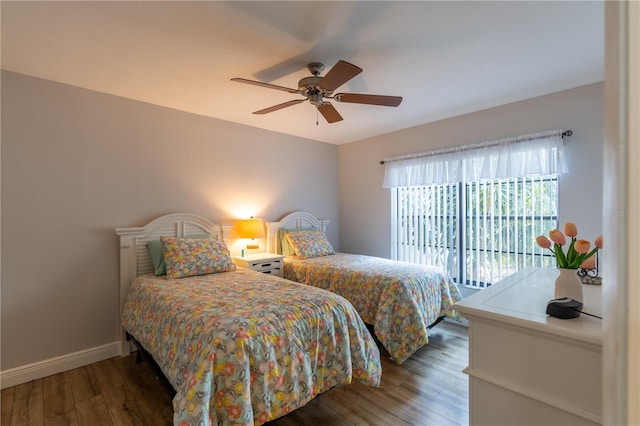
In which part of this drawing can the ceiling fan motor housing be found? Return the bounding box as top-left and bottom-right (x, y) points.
(298, 76), (332, 101)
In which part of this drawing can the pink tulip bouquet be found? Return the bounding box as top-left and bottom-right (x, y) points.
(536, 222), (603, 269)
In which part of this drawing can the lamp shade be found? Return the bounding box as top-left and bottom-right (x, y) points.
(237, 217), (266, 239)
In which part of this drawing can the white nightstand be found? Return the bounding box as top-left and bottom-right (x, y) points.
(233, 253), (283, 277)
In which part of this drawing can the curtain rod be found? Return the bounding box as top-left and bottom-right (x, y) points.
(379, 129), (573, 165)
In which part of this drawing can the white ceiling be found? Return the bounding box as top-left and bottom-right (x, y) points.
(1, 1), (604, 145)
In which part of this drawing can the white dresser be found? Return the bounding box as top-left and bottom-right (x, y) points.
(454, 267), (602, 426)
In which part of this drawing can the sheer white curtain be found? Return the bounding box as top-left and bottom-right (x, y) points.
(383, 129), (568, 187)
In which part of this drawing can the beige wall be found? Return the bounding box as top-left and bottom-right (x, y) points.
(0, 71), (339, 370)
(0, 72), (606, 380)
(338, 83), (604, 258)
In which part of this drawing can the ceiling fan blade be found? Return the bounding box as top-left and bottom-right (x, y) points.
(318, 60), (362, 92)
(253, 99), (305, 115)
(317, 103), (343, 123)
(334, 93), (403, 107)
(231, 78), (300, 94)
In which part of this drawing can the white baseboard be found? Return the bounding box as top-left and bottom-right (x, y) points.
(0, 341), (121, 389)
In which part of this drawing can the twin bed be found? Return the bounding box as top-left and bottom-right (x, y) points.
(117, 212), (462, 425)
(117, 213), (381, 426)
(267, 211), (463, 365)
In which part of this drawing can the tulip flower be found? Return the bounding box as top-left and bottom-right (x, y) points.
(580, 256), (596, 270)
(537, 224), (602, 269)
(564, 222), (578, 238)
(574, 239), (590, 254)
(536, 235), (552, 249)
(549, 229), (566, 246)
(595, 235), (603, 249)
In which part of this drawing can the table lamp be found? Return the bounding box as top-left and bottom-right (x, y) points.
(237, 217), (265, 253)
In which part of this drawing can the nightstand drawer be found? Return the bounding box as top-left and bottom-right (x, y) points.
(257, 266), (282, 276)
(249, 260), (282, 272)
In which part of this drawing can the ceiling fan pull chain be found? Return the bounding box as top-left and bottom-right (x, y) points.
(316, 107), (319, 126)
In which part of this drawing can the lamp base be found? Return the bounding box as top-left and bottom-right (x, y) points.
(246, 244), (259, 250)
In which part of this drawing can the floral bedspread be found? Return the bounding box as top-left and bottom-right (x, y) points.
(121, 268), (381, 425)
(284, 253), (463, 364)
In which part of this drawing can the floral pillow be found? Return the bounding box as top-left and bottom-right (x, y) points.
(285, 230), (335, 259)
(147, 234), (210, 276)
(161, 236), (236, 279)
(280, 227), (317, 256)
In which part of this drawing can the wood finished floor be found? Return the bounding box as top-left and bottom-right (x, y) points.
(1, 321), (469, 426)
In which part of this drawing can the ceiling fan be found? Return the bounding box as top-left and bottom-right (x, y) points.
(231, 60), (402, 124)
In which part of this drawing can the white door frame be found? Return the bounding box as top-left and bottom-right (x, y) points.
(603, 2), (639, 424)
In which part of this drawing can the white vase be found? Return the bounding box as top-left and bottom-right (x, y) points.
(554, 268), (584, 302)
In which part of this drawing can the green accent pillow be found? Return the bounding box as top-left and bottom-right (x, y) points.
(146, 234), (210, 276)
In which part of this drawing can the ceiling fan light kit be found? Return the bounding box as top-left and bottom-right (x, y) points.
(231, 60), (403, 124)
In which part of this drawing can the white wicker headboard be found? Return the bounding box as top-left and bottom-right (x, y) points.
(115, 212), (231, 355)
(266, 211), (330, 255)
